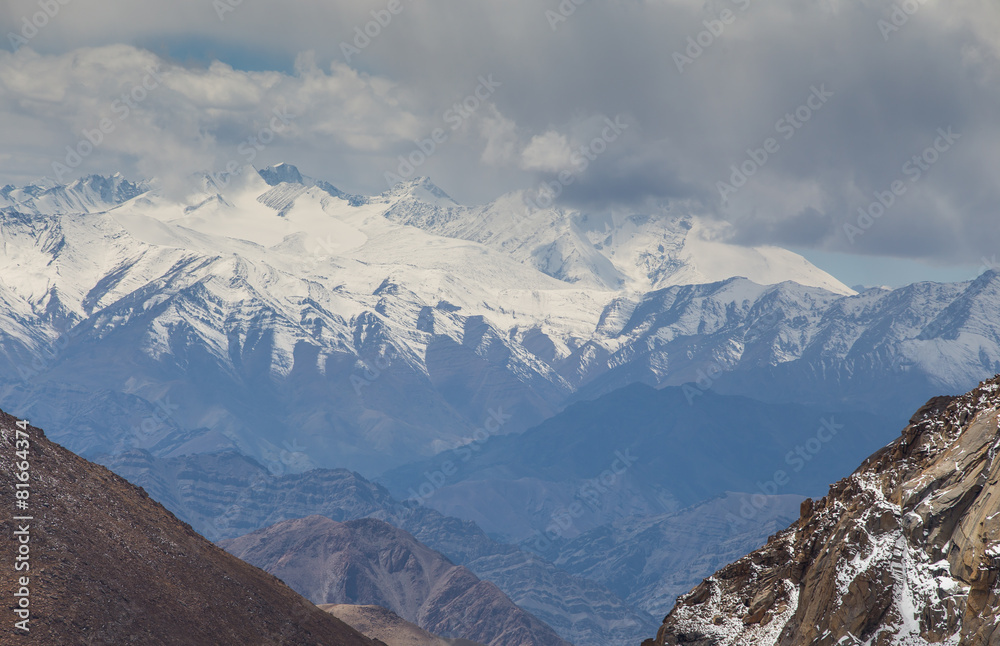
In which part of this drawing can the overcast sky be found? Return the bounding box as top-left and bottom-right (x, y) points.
(1, 0), (996, 285)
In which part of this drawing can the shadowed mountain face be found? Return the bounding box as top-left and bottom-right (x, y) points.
(220, 516), (572, 646)
(100, 448), (658, 646)
(0, 411), (377, 646)
(647, 377), (1000, 645)
(546, 492), (804, 618)
(380, 384), (897, 542)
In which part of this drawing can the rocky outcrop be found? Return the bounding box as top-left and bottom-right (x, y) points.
(221, 516), (572, 646)
(648, 378), (1000, 645)
(0, 412), (377, 646)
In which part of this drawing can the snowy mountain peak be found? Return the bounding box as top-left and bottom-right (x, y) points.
(256, 163), (343, 199)
(2, 166), (850, 300)
(0, 173), (147, 214)
(258, 163), (304, 186)
(381, 176), (458, 207)
(67, 173), (146, 203)
(380, 190), (854, 295)
(0, 164), (997, 479)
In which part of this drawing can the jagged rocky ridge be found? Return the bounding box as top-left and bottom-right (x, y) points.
(648, 376), (1000, 645)
(222, 515), (571, 646)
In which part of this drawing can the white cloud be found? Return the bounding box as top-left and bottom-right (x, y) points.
(0, 45), (427, 191)
(479, 107), (520, 166)
(520, 131), (574, 173)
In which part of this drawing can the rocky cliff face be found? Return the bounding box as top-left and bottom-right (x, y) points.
(0, 411), (377, 646)
(648, 377), (1000, 646)
(221, 516), (572, 646)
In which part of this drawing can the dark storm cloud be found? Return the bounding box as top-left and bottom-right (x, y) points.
(0, 0), (997, 263)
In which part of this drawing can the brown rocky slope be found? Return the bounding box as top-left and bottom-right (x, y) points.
(221, 515), (573, 646)
(0, 410), (380, 645)
(646, 377), (1000, 645)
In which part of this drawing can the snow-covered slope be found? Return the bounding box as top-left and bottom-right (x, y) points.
(0, 167), (605, 471)
(564, 275), (1000, 416)
(0, 173), (147, 215)
(380, 188), (854, 295)
(0, 165), (996, 475)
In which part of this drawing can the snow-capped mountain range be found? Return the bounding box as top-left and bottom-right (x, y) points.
(4, 165), (1000, 646)
(0, 165), (996, 475)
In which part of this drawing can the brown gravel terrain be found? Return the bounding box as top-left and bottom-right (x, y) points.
(0, 410), (381, 645)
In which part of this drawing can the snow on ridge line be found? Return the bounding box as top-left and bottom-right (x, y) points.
(2, 165), (853, 298)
